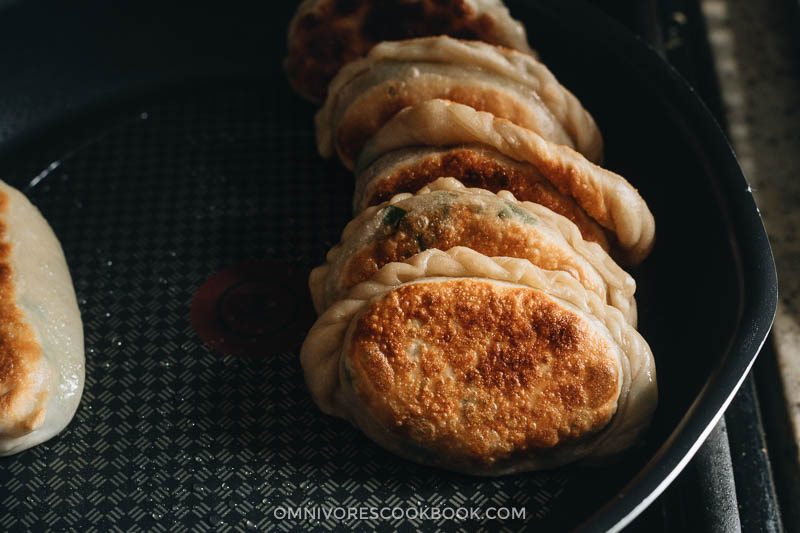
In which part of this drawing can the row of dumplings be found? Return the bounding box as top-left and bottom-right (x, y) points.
(288, 0), (657, 475)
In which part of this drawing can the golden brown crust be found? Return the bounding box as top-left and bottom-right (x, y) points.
(337, 80), (553, 169)
(345, 279), (619, 465)
(357, 100), (654, 264)
(342, 203), (606, 299)
(286, 0), (522, 102)
(364, 148), (610, 248)
(0, 191), (47, 437)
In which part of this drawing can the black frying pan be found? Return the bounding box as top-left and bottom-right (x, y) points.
(0, 1), (777, 531)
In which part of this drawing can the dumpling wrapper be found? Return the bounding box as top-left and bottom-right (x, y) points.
(311, 177), (637, 325)
(0, 181), (84, 456)
(316, 36), (603, 169)
(286, 0), (535, 103)
(352, 144), (610, 248)
(356, 99), (655, 265)
(300, 247), (657, 475)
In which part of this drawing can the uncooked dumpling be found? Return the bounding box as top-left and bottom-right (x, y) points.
(0, 181), (84, 456)
(316, 36), (603, 168)
(352, 144), (610, 248)
(300, 247), (657, 475)
(357, 99), (655, 264)
(285, 0), (535, 103)
(311, 178), (636, 325)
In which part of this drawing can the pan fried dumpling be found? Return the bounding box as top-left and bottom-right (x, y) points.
(0, 181), (84, 456)
(352, 144), (610, 248)
(300, 247), (657, 475)
(311, 178), (636, 325)
(286, 0), (535, 103)
(316, 36), (603, 168)
(357, 99), (655, 265)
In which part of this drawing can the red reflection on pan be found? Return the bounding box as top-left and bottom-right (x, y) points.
(191, 260), (315, 357)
